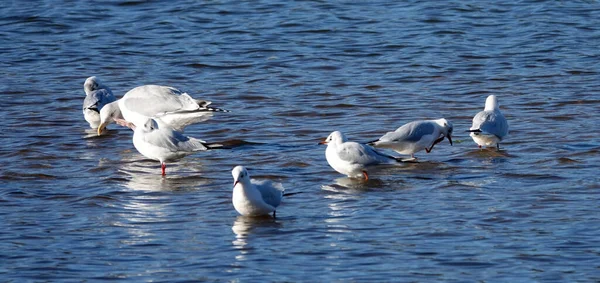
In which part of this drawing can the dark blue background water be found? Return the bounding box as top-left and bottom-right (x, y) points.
(1, 1), (599, 281)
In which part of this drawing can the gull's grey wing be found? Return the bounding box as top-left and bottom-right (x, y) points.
(143, 127), (207, 153)
(252, 179), (284, 208)
(122, 85), (192, 117)
(470, 110), (488, 131)
(83, 89), (115, 111)
(472, 110), (508, 138)
(96, 89), (116, 109)
(83, 93), (100, 111)
(337, 141), (391, 165)
(122, 86), (183, 117)
(380, 121), (437, 142)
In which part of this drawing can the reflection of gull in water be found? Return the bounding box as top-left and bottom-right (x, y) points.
(231, 216), (281, 261)
(323, 177), (376, 191)
(321, 182), (361, 231)
(112, 192), (170, 246)
(124, 172), (210, 192)
(83, 128), (103, 139)
(322, 168), (393, 191)
(119, 153), (211, 191)
(465, 148), (510, 159)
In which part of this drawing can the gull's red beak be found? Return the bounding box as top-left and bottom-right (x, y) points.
(318, 139), (327, 145)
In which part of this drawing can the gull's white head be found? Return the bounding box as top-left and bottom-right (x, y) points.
(320, 131), (347, 146)
(84, 76), (101, 95)
(97, 101), (122, 135)
(435, 118), (453, 146)
(232, 165), (250, 187)
(484, 95), (499, 111)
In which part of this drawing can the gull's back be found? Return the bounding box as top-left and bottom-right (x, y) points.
(472, 108), (508, 139)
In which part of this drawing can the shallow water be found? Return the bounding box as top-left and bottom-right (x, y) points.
(1, 0), (600, 281)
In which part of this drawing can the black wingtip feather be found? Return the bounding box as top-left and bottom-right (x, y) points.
(203, 107), (231, 113)
(85, 107), (100, 113)
(203, 142), (232, 150)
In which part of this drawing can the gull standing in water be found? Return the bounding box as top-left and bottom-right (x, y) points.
(133, 118), (211, 175)
(468, 95), (509, 150)
(320, 131), (402, 180)
(98, 84), (228, 135)
(231, 166), (285, 217)
(82, 76), (116, 129)
(368, 118), (453, 161)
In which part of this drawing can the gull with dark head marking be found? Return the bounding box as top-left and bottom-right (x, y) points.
(368, 118), (453, 161)
(232, 166), (285, 217)
(133, 118), (211, 175)
(320, 131), (402, 180)
(98, 84), (228, 135)
(82, 76), (116, 129)
(468, 95), (509, 150)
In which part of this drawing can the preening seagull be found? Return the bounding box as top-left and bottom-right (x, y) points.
(368, 118), (453, 161)
(82, 76), (116, 129)
(98, 84), (228, 135)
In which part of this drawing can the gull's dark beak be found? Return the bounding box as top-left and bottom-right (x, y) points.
(447, 135), (453, 146)
(318, 139), (327, 145)
(233, 180), (239, 187)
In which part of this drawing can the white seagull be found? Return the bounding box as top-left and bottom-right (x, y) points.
(368, 118), (453, 161)
(468, 95), (509, 150)
(320, 131), (401, 180)
(132, 118), (210, 175)
(231, 166), (285, 217)
(98, 84), (228, 135)
(82, 76), (116, 129)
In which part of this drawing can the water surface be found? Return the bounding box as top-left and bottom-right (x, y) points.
(1, 0), (600, 281)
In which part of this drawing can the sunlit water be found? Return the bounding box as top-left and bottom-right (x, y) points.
(1, 1), (600, 281)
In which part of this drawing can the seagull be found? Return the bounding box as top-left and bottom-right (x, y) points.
(368, 118), (453, 161)
(82, 76), (116, 129)
(320, 131), (402, 180)
(468, 95), (509, 150)
(132, 118), (211, 175)
(231, 166), (285, 217)
(98, 84), (228, 135)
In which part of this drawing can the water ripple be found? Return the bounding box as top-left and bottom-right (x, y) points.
(1, 0), (600, 281)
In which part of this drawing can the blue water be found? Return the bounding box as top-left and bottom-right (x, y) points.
(1, 1), (600, 281)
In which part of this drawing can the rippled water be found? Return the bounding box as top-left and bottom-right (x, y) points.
(2, 0), (600, 281)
